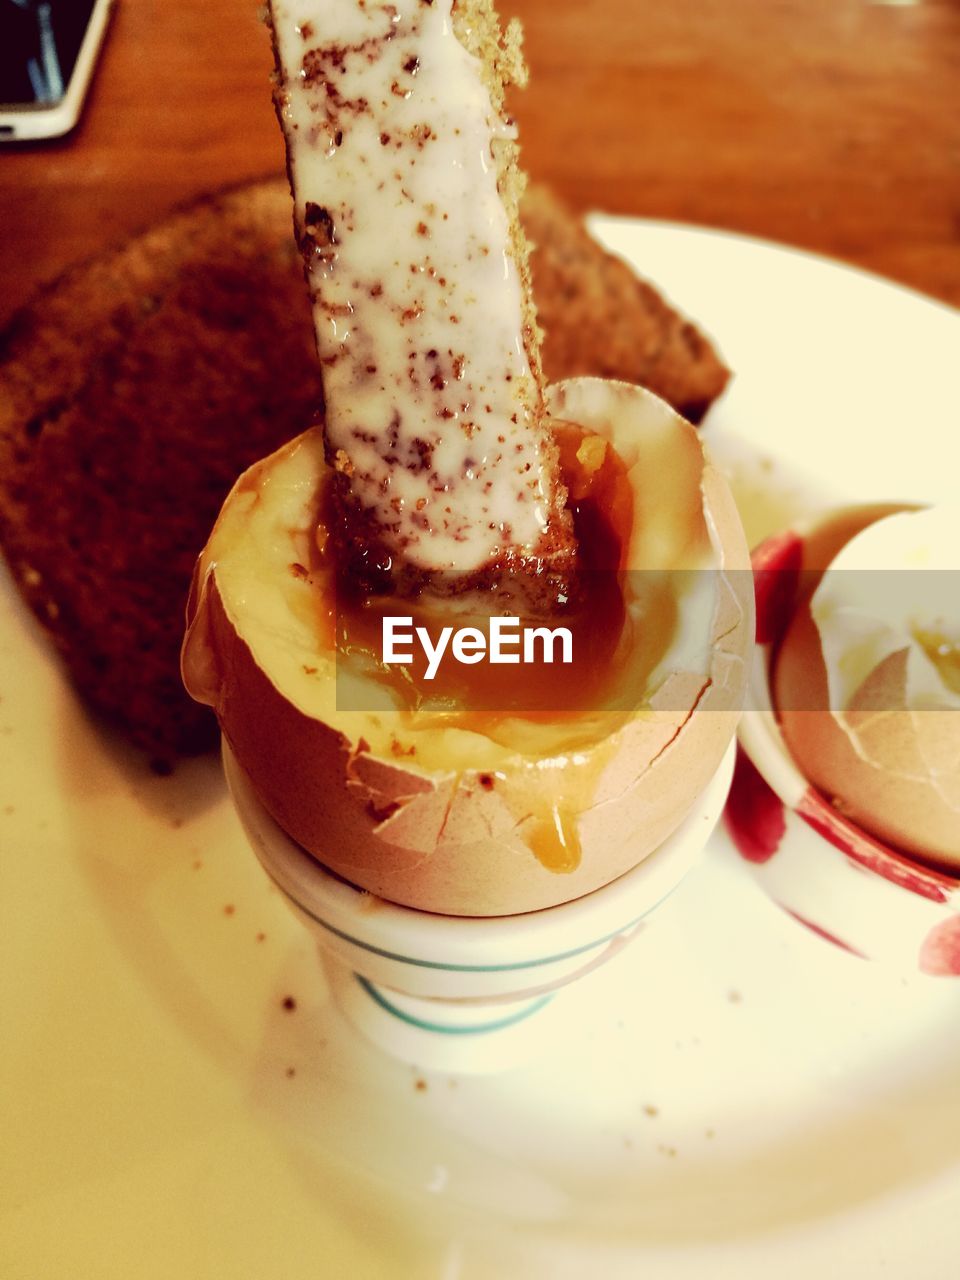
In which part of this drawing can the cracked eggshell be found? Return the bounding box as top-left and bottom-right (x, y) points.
(774, 507), (960, 870)
(183, 379), (752, 916)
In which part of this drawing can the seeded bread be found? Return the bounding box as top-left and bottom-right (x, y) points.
(0, 177), (729, 764)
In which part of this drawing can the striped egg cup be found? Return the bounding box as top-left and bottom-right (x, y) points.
(729, 529), (960, 976)
(224, 741), (736, 1072)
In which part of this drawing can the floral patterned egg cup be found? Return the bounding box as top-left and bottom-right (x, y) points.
(727, 523), (960, 976)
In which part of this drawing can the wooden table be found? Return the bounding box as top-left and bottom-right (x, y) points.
(2, 0), (958, 328)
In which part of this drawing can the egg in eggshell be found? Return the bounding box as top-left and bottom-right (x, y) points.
(774, 505), (960, 871)
(182, 378), (753, 916)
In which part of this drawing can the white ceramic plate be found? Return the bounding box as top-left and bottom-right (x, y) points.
(2, 223), (960, 1279)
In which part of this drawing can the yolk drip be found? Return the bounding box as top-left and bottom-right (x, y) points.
(528, 808), (580, 873)
(518, 739), (620, 873)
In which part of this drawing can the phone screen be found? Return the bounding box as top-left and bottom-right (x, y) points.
(0, 0), (99, 108)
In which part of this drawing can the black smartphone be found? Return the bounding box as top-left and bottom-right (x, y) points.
(0, 0), (114, 141)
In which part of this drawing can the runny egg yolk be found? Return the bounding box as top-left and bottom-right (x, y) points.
(330, 420), (674, 722)
(320, 421), (681, 874)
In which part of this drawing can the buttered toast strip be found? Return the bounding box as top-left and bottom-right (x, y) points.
(268, 0), (573, 575)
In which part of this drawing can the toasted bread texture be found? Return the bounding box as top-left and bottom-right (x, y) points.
(0, 178), (729, 764)
(525, 186), (729, 424)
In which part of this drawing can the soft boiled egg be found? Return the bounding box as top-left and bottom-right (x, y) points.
(182, 378), (753, 916)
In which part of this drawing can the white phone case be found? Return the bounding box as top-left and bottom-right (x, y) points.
(0, 0), (115, 142)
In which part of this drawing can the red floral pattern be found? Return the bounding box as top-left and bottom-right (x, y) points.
(724, 747), (786, 863)
(919, 917), (960, 976)
(782, 906), (867, 958)
(751, 530), (803, 645)
(797, 788), (956, 905)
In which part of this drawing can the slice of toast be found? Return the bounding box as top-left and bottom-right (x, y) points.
(267, 0), (577, 578)
(525, 186), (728, 424)
(0, 178), (729, 765)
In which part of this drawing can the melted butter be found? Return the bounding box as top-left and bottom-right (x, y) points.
(270, 0), (552, 571)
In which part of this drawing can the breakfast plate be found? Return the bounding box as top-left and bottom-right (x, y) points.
(2, 220), (959, 1279)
